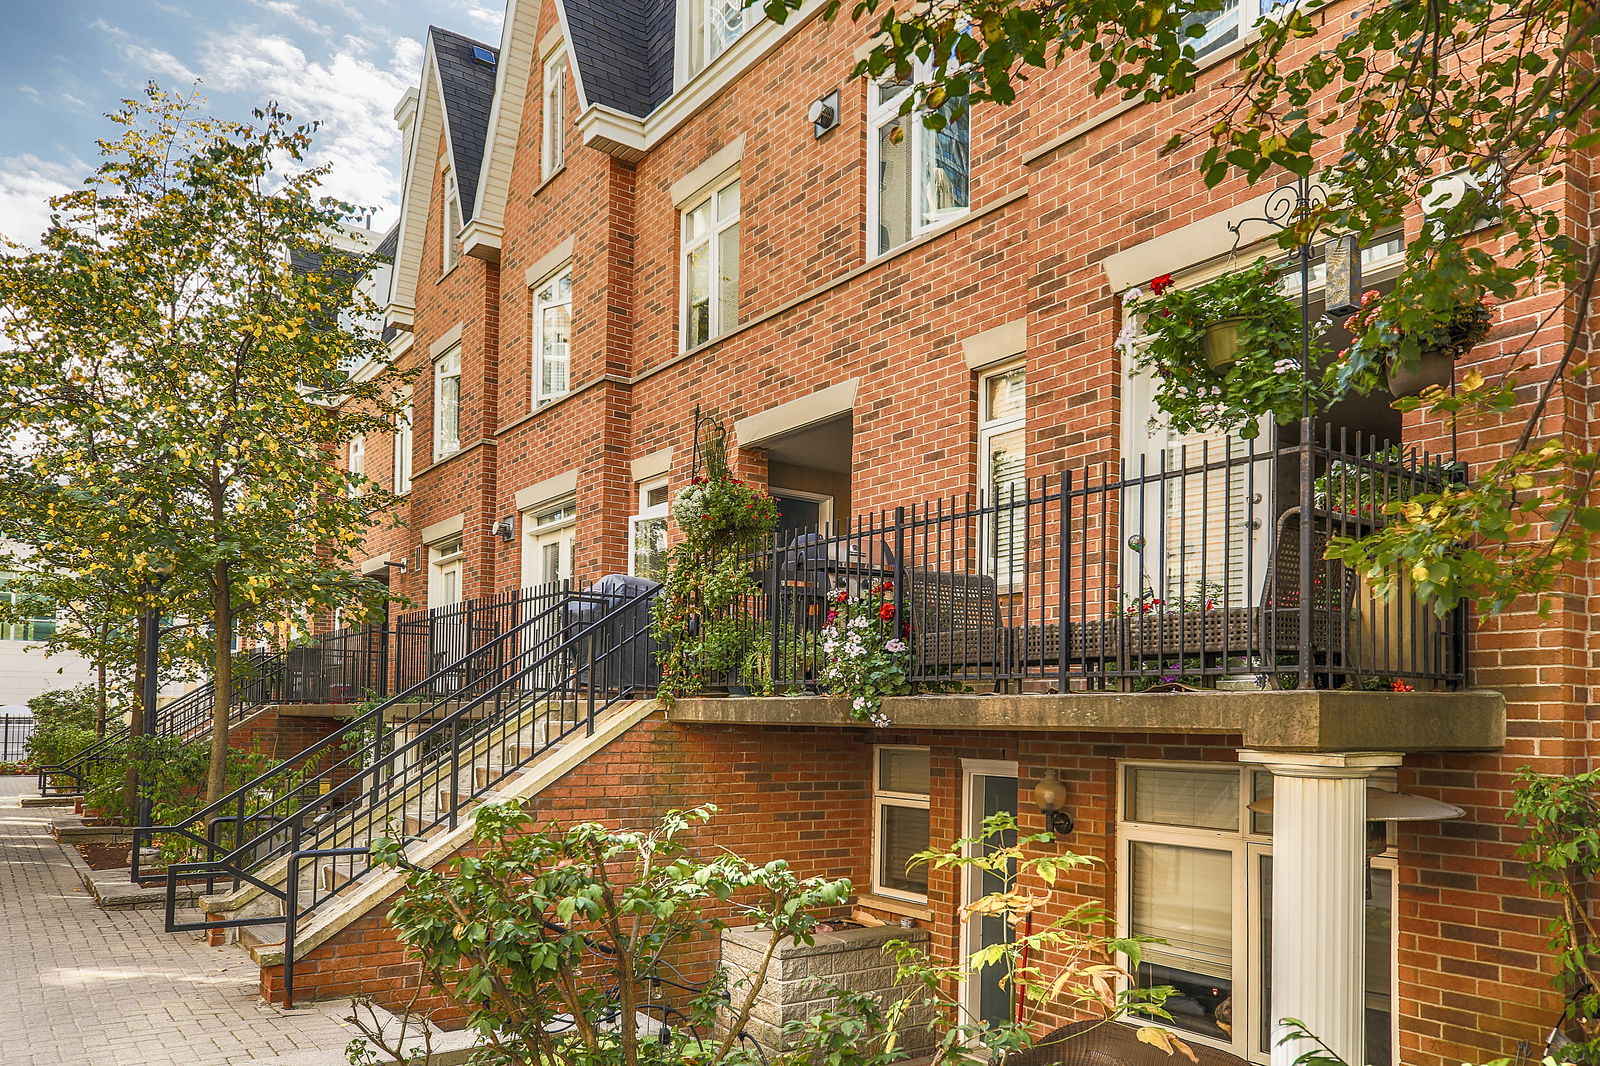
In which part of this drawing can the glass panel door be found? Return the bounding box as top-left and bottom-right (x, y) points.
(965, 773), (1018, 1027)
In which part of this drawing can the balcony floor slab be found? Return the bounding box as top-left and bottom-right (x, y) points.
(666, 689), (1505, 753)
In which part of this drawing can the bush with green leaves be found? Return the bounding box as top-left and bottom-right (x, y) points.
(24, 684), (102, 768)
(370, 804), (853, 1066)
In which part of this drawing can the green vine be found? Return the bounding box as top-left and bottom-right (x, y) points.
(653, 421), (779, 703)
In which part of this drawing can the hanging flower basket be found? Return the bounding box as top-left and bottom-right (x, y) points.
(1203, 317), (1247, 370)
(1325, 289), (1492, 400)
(1118, 260), (1323, 438)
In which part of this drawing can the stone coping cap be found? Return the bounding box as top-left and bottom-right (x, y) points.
(669, 690), (1506, 754)
(723, 922), (930, 958)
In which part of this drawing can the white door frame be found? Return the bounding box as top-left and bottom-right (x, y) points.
(959, 758), (1020, 1025)
(769, 486), (835, 531)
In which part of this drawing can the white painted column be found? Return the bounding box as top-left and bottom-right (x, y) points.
(1238, 751), (1402, 1066)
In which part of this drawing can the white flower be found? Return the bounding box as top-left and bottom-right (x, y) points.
(853, 697), (871, 711)
(870, 712), (891, 728)
(885, 639), (907, 653)
(1124, 287), (1144, 303)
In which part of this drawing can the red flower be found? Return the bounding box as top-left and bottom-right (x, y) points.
(1391, 680), (1414, 692)
(1148, 273), (1174, 295)
(878, 602), (896, 621)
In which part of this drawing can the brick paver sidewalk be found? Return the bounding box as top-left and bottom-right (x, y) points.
(0, 775), (358, 1065)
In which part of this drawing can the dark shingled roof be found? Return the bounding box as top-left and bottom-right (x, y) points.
(563, 0), (676, 118)
(374, 223), (400, 261)
(429, 26), (499, 221)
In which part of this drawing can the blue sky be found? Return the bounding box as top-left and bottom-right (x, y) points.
(0, 0), (506, 244)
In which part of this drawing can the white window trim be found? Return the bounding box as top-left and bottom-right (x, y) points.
(680, 173), (741, 350)
(542, 53), (568, 181)
(867, 64), (971, 258)
(441, 165), (462, 275)
(958, 758), (1019, 1024)
(1115, 760), (1400, 1065)
(522, 499), (577, 590)
(871, 744), (932, 904)
(978, 362), (1026, 585)
(628, 478), (670, 579)
(433, 346), (462, 461)
(533, 265), (573, 405)
(347, 434), (366, 496)
(428, 537), (465, 608)
(679, 0), (762, 85)
(393, 393), (414, 494)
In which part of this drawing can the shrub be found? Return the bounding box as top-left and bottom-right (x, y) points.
(24, 684), (102, 767)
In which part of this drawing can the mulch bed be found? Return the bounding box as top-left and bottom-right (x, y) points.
(75, 841), (133, 870)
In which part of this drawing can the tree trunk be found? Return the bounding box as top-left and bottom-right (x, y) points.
(205, 566), (233, 804)
(122, 615), (146, 819)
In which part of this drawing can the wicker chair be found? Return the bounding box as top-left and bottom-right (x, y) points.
(1003, 1020), (1249, 1066)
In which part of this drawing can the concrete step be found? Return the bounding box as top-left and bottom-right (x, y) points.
(240, 921), (287, 956)
(21, 794), (77, 807)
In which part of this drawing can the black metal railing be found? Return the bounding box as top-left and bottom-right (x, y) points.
(725, 430), (1465, 695)
(158, 584), (657, 1005)
(0, 714), (35, 762)
(133, 581), (584, 888)
(34, 651), (286, 797)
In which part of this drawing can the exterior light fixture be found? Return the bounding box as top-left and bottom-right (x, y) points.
(1034, 771), (1075, 836)
(808, 91), (840, 138)
(1324, 234), (1362, 317)
(494, 516), (516, 542)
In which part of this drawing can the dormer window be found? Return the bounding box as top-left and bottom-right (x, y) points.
(442, 165), (462, 273)
(686, 0), (755, 78)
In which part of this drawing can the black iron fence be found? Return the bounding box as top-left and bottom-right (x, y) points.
(0, 714), (34, 762)
(722, 431), (1465, 695)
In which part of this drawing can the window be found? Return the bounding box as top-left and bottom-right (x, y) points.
(0, 587), (55, 642)
(1186, 0), (1290, 60)
(434, 347), (461, 459)
(1118, 762), (1399, 1064)
(979, 364), (1026, 580)
(429, 537), (464, 608)
(347, 435), (366, 496)
(628, 480), (671, 582)
(868, 69), (969, 256)
(542, 53), (567, 180)
(523, 499), (577, 588)
(686, 0), (755, 78)
(534, 268), (572, 404)
(682, 176), (740, 348)
(442, 165), (462, 273)
(393, 393), (414, 494)
(873, 746), (931, 901)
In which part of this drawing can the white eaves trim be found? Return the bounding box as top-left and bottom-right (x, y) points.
(576, 0), (826, 162)
(471, 0), (547, 247)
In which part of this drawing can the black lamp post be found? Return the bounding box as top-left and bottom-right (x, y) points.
(135, 555), (176, 830)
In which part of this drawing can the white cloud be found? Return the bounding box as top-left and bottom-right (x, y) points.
(251, 0), (334, 38)
(90, 19), (201, 83)
(0, 155), (84, 247)
(192, 30), (419, 226)
(448, 1), (505, 33)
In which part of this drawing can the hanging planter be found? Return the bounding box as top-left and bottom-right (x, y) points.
(1326, 289), (1492, 400)
(1384, 349), (1455, 398)
(1118, 260), (1323, 439)
(1203, 317), (1247, 370)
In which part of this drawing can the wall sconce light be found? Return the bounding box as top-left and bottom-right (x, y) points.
(493, 516), (516, 542)
(381, 559), (409, 574)
(808, 91), (840, 139)
(1034, 772), (1075, 836)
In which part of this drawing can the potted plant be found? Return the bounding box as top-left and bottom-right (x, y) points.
(1118, 260), (1321, 438)
(1326, 289), (1492, 399)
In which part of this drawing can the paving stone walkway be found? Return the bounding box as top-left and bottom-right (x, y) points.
(0, 776), (358, 1065)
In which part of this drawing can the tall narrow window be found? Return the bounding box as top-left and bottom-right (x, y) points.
(523, 499), (577, 588)
(542, 53), (567, 180)
(534, 268), (572, 403)
(629, 480), (670, 582)
(429, 537), (465, 608)
(682, 176), (740, 348)
(442, 165), (462, 273)
(687, 0), (755, 77)
(872, 746), (931, 901)
(347, 435), (366, 496)
(868, 68), (969, 256)
(393, 393), (414, 494)
(434, 347), (461, 459)
(979, 364), (1026, 580)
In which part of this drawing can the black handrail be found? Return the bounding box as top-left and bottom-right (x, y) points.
(135, 583), (585, 885)
(165, 585), (658, 1001)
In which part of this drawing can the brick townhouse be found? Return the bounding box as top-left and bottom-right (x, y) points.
(281, 1), (1595, 1064)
